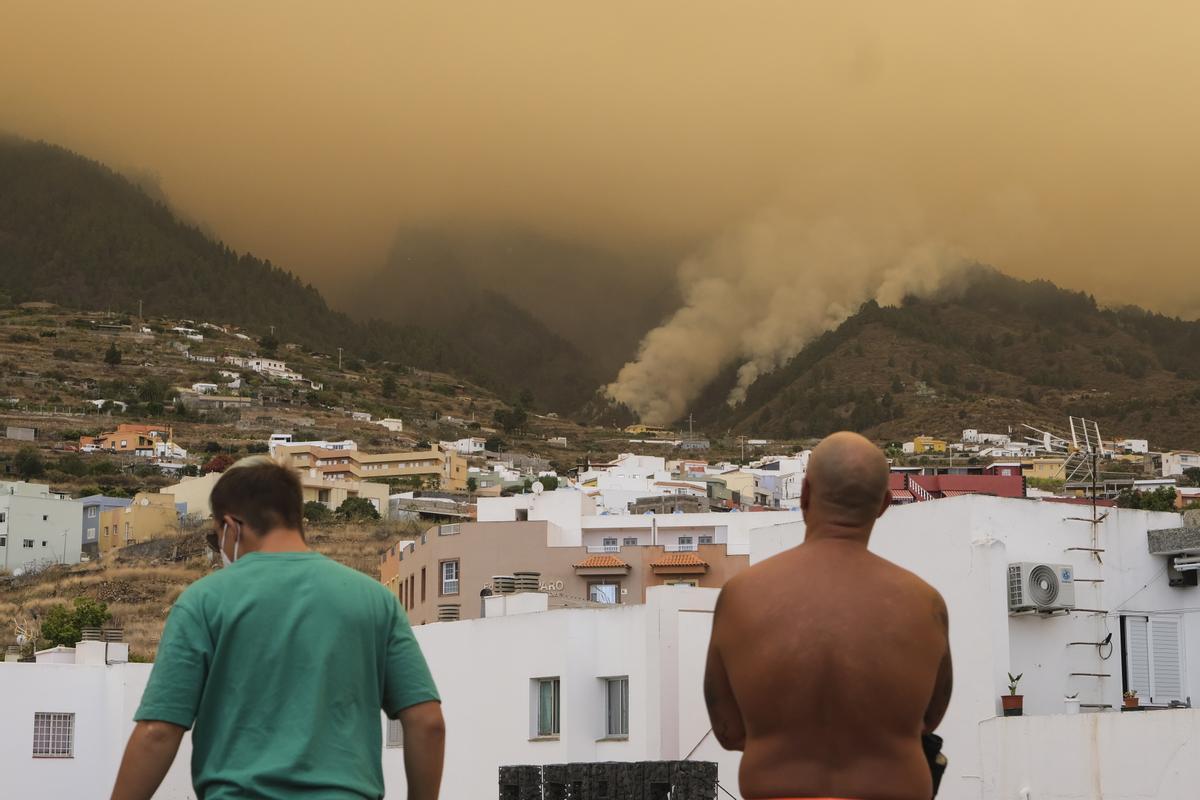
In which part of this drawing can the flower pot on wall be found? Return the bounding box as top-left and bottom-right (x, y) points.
(1001, 694), (1024, 716)
(1123, 695), (1140, 709)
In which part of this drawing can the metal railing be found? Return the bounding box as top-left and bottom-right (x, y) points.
(439, 524), (462, 536)
(586, 545), (621, 553)
(662, 543), (698, 552)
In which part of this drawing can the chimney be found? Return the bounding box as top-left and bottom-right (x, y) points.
(491, 575), (516, 594)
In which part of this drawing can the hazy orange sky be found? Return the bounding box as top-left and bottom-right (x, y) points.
(4, 2), (1200, 317)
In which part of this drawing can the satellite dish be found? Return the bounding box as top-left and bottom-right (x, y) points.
(531, 481), (545, 495)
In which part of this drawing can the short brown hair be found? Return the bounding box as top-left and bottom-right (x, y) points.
(210, 456), (304, 537)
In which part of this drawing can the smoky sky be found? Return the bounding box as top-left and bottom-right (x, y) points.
(4, 2), (1200, 318)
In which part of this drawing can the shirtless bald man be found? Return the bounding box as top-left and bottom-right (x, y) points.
(704, 431), (952, 800)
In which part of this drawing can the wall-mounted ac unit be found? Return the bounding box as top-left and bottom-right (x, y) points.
(1008, 562), (1075, 613)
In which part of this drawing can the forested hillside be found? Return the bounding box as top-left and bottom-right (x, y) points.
(693, 270), (1200, 449)
(0, 137), (590, 411)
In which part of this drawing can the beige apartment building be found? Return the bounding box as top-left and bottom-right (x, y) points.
(162, 469), (390, 520)
(379, 520), (748, 626)
(277, 443), (468, 492)
(97, 492), (179, 557)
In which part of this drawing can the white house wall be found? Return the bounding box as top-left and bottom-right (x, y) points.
(750, 496), (1197, 800)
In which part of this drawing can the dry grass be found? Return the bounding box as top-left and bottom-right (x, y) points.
(0, 521), (418, 658)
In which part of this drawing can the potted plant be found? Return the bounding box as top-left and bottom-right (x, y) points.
(1064, 692), (1080, 715)
(1002, 672), (1024, 716)
(1123, 690), (1139, 709)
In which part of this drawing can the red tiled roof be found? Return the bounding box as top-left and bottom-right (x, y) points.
(941, 490), (980, 497)
(649, 552), (709, 568)
(890, 489), (915, 500)
(573, 554), (630, 569)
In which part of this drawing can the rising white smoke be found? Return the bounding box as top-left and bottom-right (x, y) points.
(604, 209), (970, 425)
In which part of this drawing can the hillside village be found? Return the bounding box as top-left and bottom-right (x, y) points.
(3, 299), (1200, 800)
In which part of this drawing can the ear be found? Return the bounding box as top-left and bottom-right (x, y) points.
(800, 477), (812, 513)
(876, 490), (891, 519)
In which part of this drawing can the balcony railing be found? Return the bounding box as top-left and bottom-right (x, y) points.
(663, 543), (698, 552)
(439, 524), (462, 536)
(587, 545), (622, 553)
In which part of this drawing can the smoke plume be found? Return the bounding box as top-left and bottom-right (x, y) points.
(605, 209), (969, 425)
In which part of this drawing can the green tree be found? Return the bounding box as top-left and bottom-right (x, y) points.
(56, 453), (87, 477)
(138, 376), (171, 404)
(336, 496), (380, 522)
(103, 342), (122, 365)
(381, 374), (397, 399)
(536, 475), (559, 491)
(259, 334), (279, 356)
(518, 388), (535, 409)
(1181, 468), (1200, 488)
(493, 406), (528, 435)
(1116, 486), (1178, 512)
(466, 477), (478, 494)
(14, 446), (44, 479)
(303, 500), (333, 524)
(484, 436), (506, 453)
(41, 597), (112, 648)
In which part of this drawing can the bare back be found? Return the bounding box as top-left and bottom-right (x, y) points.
(710, 540), (950, 800)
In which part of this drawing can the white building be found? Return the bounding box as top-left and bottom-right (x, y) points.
(190, 383), (218, 395)
(0, 481), (84, 573)
(1161, 451), (1200, 478)
(376, 418), (404, 433)
(749, 496), (1200, 799)
(439, 437), (486, 456)
(963, 429), (1012, 446)
(477, 489), (804, 553)
(1118, 438), (1150, 455)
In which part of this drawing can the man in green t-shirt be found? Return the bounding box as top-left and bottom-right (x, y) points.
(111, 456), (444, 799)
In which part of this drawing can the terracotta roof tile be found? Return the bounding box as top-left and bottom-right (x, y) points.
(649, 552), (709, 568)
(573, 554), (630, 569)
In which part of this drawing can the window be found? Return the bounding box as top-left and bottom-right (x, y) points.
(23, 539), (34, 548)
(623, 537), (638, 547)
(441, 560), (460, 595)
(516, 509), (529, 522)
(0, 536), (6, 547)
(0, 512), (6, 523)
(87, 507), (98, 518)
(606, 677), (629, 737)
(589, 582), (620, 604)
(385, 717), (404, 748)
(42, 541), (47, 547)
(421, 567), (427, 603)
(535, 678), (560, 737)
(665, 579), (699, 587)
(42, 515), (48, 521)
(699, 535), (714, 545)
(1123, 615), (1185, 704)
(32, 712), (74, 758)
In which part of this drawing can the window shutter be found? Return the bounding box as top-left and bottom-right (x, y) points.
(1124, 616), (1151, 699)
(1149, 616), (1184, 704)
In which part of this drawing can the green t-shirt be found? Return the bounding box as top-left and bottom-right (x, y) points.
(135, 551), (439, 799)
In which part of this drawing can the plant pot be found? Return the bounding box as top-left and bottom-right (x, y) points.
(1001, 694), (1024, 716)
(1064, 699), (1080, 715)
(1123, 697), (1140, 709)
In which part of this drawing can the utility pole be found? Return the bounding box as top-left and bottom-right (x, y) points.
(337, 347), (343, 370)
(740, 435), (746, 463)
(688, 413), (694, 438)
(137, 299), (143, 322)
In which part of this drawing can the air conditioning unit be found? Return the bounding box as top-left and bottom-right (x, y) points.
(1008, 562), (1075, 613)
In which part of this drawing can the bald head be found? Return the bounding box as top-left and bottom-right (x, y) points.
(803, 432), (890, 530)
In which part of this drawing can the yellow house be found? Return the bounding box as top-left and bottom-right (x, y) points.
(98, 492), (179, 557)
(625, 424), (672, 436)
(913, 436), (949, 454)
(1022, 457), (1068, 481)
